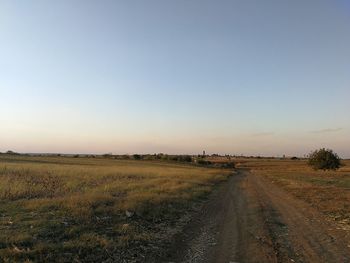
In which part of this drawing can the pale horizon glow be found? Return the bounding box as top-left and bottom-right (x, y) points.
(1, 1), (350, 157)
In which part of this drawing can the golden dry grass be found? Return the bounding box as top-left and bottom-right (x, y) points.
(0, 155), (230, 262)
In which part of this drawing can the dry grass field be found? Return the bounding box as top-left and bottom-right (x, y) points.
(237, 158), (350, 230)
(0, 155), (231, 262)
(2, 155), (349, 262)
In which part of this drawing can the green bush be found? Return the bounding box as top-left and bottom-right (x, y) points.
(308, 148), (341, 171)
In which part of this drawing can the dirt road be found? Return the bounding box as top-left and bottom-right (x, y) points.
(161, 169), (350, 263)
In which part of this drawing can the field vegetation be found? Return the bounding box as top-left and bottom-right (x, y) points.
(3, 154), (348, 262)
(0, 154), (231, 262)
(237, 158), (350, 230)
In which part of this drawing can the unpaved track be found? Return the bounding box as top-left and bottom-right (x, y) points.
(161, 169), (350, 263)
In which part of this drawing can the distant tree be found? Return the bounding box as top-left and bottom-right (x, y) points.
(102, 153), (113, 158)
(6, 150), (19, 155)
(181, 155), (192, 162)
(155, 153), (163, 159)
(133, 154), (142, 160)
(168, 155), (179, 161)
(121, 154), (130, 160)
(308, 148), (341, 171)
(142, 154), (154, 160)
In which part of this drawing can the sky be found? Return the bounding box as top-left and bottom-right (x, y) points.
(1, 0), (350, 157)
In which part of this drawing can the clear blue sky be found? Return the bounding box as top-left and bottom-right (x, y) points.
(1, 0), (349, 157)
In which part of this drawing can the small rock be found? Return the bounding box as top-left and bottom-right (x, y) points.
(125, 210), (134, 218)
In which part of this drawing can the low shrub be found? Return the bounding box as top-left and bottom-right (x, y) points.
(197, 159), (212, 166)
(308, 148), (341, 171)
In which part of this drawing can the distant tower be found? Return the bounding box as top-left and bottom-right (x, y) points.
(203, 150), (206, 157)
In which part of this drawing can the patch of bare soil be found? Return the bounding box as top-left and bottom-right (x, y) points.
(156, 169), (350, 263)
